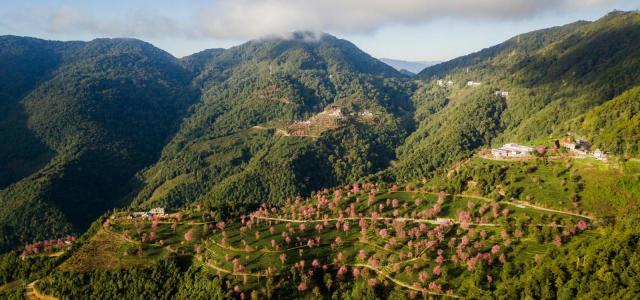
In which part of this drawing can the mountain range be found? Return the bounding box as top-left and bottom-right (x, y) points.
(0, 10), (639, 257)
(378, 58), (441, 75)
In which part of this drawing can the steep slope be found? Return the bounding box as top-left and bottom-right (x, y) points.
(394, 11), (640, 180)
(0, 37), (196, 251)
(130, 32), (414, 216)
(577, 87), (640, 156)
(0, 36), (69, 188)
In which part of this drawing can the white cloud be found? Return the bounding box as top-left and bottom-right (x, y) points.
(3, 0), (622, 40)
(196, 0), (618, 38)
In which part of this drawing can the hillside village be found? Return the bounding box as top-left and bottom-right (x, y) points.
(487, 136), (606, 161)
(255, 107), (381, 138)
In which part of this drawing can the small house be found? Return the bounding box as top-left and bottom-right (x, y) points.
(593, 149), (606, 160)
(561, 142), (576, 150)
(494, 91), (509, 98)
(327, 108), (343, 118)
(130, 212), (151, 218)
(149, 207), (166, 216)
(467, 81), (481, 87)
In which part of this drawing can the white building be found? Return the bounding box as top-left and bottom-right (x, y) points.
(491, 143), (534, 157)
(593, 149), (606, 160)
(490, 148), (509, 157)
(130, 212), (151, 218)
(149, 207), (166, 215)
(467, 81), (482, 87)
(437, 79), (445, 87)
(563, 143), (576, 150)
(358, 110), (374, 117)
(327, 108), (343, 118)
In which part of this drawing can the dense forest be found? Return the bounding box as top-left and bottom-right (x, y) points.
(128, 33), (414, 218)
(0, 37), (196, 252)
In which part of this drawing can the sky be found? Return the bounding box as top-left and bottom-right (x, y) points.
(0, 0), (638, 61)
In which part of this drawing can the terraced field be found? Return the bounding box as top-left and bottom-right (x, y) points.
(72, 185), (589, 298)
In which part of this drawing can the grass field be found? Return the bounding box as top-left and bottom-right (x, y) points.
(438, 156), (640, 218)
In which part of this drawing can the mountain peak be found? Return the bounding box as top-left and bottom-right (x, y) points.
(283, 31), (330, 42)
(251, 31), (333, 44)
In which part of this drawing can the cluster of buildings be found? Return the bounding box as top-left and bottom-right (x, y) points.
(358, 110), (374, 118)
(128, 207), (166, 219)
(436, 79), (454, 87)
(325, 108), (344, 118)
(560, 138), (606, 160)
(489, 138), (607, 161)
(435, 79), (485, 88)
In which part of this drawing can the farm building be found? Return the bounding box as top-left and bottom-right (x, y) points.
(149, 207), (166, 216)
(593, 149), (606, 160)
(129, 212), (151, 219)
(129, 207), (166, 219)
(490, 143), (535, 157)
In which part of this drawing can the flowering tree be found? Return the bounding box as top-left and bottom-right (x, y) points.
(184, 229), (194, 241)
(433, 265), (442, 276)
(553, 235), (563, 247)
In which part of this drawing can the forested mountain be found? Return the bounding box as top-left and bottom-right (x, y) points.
(0, 36), (196, 251)
(0, 32), (414, 251)
(393, 11), (640, 181)
(131, 32), (415, 217)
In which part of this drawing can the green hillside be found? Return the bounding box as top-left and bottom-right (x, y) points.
(17, 148), (640, 299)
(578, 87), (640, 156)
(396, 11), (640, 180)
(130, 33), (415, 218)
(31, 181), (593, 298)
(0, 37), (196, 252)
